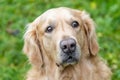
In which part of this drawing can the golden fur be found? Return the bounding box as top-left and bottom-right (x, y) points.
(23, 7), (111, 80)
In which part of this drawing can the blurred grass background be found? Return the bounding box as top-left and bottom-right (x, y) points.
(0, 0), (120, 80)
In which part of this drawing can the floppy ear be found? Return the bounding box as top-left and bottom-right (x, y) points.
(81, 11), (99, 56)
(23, 23), (44, 67)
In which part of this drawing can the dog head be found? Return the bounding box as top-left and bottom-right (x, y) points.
(23, 7), (99, 68)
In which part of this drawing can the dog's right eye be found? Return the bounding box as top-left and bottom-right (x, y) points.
(45, 26), (54, 33)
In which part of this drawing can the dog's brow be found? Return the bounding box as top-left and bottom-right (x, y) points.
(47, 20), (57, 27)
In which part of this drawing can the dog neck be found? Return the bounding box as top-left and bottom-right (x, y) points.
(56, 65), (77, 80)
(30, 56), (111, 80)
(42, 57), (91, 80)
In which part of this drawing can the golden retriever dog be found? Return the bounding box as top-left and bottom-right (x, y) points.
(23, 7), (112, 80)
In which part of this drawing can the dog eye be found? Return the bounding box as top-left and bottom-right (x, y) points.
(45, 26), (54, 33)
(71, 21), (79, 28)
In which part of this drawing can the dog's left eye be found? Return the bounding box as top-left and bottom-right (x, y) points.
(45, 26), (54, 33)
(71, 21), (79, 28)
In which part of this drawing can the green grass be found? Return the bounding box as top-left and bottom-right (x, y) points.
(0, 0), (120, 80)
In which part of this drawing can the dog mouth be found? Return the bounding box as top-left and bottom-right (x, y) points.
(56, 51), (79, 67)
(59, 47), (80, 67)
(62, 55), (78, 65)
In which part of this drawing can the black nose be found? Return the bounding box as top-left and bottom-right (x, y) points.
(60, 38), (76, 53)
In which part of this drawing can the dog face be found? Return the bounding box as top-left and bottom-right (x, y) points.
(23, 7), (99, 68)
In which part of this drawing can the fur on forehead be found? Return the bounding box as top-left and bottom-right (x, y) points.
(33, 7), (74, 24)
(42, 7), (73, 19)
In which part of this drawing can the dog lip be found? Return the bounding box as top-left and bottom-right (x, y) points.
(68, 56), (72, 59)
(64, 56), (77, 63)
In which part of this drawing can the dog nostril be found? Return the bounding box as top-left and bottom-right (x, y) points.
(62, 45), (69, 53)
(69, 42), (76, 52)
(63, 45), (67, 49)
(70, 43), (76, 48)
